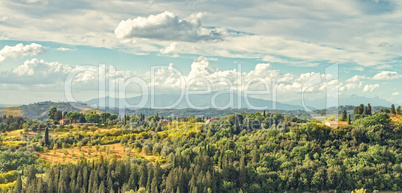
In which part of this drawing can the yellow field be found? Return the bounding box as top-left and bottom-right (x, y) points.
(390, 115), (401, 122)
(80, 108), (103, 114)
(0, 107), (24, 117)
(39, 143), (162, 165)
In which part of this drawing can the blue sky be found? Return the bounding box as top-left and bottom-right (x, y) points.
(0, 0), (401, 106)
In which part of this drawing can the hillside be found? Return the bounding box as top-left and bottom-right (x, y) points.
(107, 108), (313, 119)
(287, 94), (395, 109)
(1, 109), (402, 192)
(20, 101), (93, 121)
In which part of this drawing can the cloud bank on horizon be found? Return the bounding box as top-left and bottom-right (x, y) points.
(0, 0), (401, 105)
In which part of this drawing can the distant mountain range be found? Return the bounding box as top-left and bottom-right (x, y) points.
(1, 94), (396, 121)
(286, 94), (395, 109)
(85, 93), (308, 111)
(85, 94), (397, 111)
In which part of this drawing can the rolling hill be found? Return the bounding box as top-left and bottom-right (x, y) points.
(85, 93), (308, 111)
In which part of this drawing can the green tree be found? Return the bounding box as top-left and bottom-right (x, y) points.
(367, 103), (372, 115)
(340, 110), (347, 121)
(55, 110), (63, 122)
(44, 127), (50, 145)
(391, 104), (396, 115)
(139, 163), (148, 188)
(239, 149), (246, 187)
(48, 107), (57, 121)
(14, 175), (22, 193)
(99, 181), (106, 193)
(27, 165), (36, 182)
(85, 113), (100, 123)
(66, 112), (81, 123)
(100, 113), (111, 124)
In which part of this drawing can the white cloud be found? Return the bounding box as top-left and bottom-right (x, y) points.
(0, 58), (136, 89)
(160, 42), (179, 56)
(0, 16), (8, 22)
(56, 47), (73, 51)
(392, 92), (399, 96)
(0, 1), (400, 69)
(363, 84), (380, 92)
(346, 75), (368, 83)
(114, 11), (223, 42)
(372, 71), (402, 80)
(20, 0), (48, 5)
(0, 35), (8, 40)
(0, 43), (46, 63)
(0, 59), (71, 84)
(149, 56), (335, 95)
(340, 81), (363, 91)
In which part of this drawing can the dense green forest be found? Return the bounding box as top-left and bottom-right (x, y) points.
(0, 104), (402, 193)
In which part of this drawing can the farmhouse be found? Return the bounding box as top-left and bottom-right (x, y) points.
(206, 118), (220, 124)
(59, 119), (70, 125)
(161, 120), (170, 125)
(324, 121), (348, 128)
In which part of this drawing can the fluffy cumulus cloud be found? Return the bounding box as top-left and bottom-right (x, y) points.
(0, 55), (394, 102)
(150, 56), (334, 95)
(160, 42), (179, 56)
(0, 43), (46, 63)
(0, 59), (71, 84)
(372, 71), (402, 80)
(0, 58), (135, 88)
(363, 84), (380, 92)
(114, 11), (223, 42)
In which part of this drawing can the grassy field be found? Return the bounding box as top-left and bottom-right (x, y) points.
(0, 107), (24, 117)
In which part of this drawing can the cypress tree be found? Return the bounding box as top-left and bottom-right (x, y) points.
(14, 175), (22, 193)
(151, 164), (161, 193)
(99, 181), (106, 193)
(88, 170), (94, 193)
(58, 178), (66, 193)
(48, 173), (54, 193)
(128, 165), (137, 190)
(147, 165), (154, 191)
(363, 107), (367, 116)
(77, 170), (83, 190)
(83, 167), (89, 192)
(37, 178), (44, 193)
(45, 127), (50, 145)
(340, 110), (347, 121)
(107, 167), (113, 191)
(80, 186), (86, 193)
(239, 149), (246, 187)
(139, 163), (148, 188)
(27, 165), (36, 183)
(359, 104), (365, 114)
(391, 104), (396, 115)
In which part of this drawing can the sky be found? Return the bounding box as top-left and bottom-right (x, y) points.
(0, 0), (401, 107)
